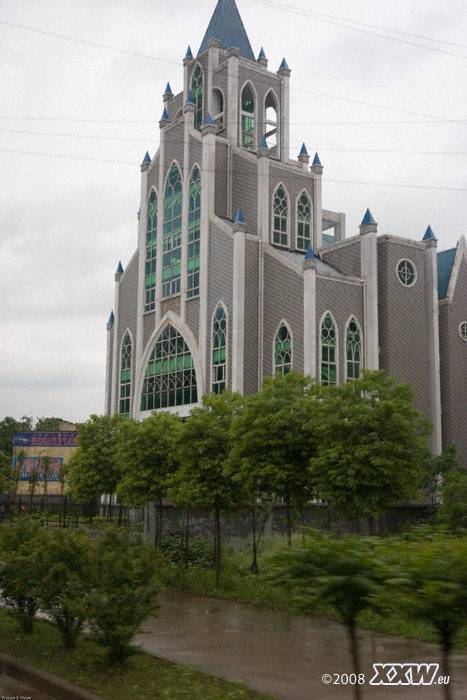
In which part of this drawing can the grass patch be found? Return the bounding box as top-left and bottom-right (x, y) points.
(0, 608), (277, 700)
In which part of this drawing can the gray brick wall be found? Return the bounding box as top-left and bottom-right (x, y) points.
(321, 239), (361, 278)
(215, 142), (229, 219)
(244, 239), (259, 395)
(232, 151), (258, 232)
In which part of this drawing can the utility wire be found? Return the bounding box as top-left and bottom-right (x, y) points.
(248, 0), (467, 60)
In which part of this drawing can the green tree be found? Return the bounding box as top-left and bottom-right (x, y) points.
(229, 371), (319, 549)
(0, 517), (44, 634)
(169, 391), (245, 587)
(421, 444), (458, 506)
(12, 449), (26, 506)
(0, 416), (33, 457)
(34, 417), (63, 432)
(87, 531), (159, 665)
(382, 535), (467, 700)
(117, 412), (181, 547)
(437, 469), (467, 532)
(270, 531), (387, 700)
(37, 529), (93, 648)
(0, 450), (13, 494)
(27, 465), (39, 513)
(38, 455), (53, 523)
(67, 414), (123, 513)
(309, 371), (430, 528)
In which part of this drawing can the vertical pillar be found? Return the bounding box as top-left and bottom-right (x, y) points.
(104, 312), (114, 414)
(277, 60), (291, 163)
(111, 266), (123, 414)
(303, 252), (317, 378)
(424, 228), (442, 455)
(199, 117), (217, 395)
(135, 155), (150, 406)
(227, 48), (239, 146)
(232, 212), (246, 393)
(359, 211), (379, 371)
(257, 140), (270, 386)
(155, 111), (168, 330)
(180, 99), (195, 323)
(311, 154), (323, 251)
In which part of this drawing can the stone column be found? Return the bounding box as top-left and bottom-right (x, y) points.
(424, 228), (442, 455)
(359, 211), (379, 371)
(232, 211), (246, 394)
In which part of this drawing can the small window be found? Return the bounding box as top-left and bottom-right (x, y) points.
(119, 332), (132, 418)
(241, 84), (255, 149)
(274, 324), (292, 376)
(212, 305), (227, 394)
(264, 91), (278, 149)
(145, 190), (158, 312)
(321, 313), (337, 385)
(459, 322), (467, 341)
(212, 88), (224, 130)
(297, 192), (311, 250)
(397, 259), (416, 287)
(346, 318), (361, 381)
(191, 65), (204, 130)
(273, 185), (288, 246)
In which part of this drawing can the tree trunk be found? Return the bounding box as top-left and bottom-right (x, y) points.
(347, 622), (363, 700)
(251, 508), (258, 574)
(214, 507), (221, 588)
(441, 638), (453, 700)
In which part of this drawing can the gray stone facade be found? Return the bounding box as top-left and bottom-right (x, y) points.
(105, 0), (466, 465)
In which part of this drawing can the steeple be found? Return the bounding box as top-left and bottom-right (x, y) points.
(198, 0), (255, 60)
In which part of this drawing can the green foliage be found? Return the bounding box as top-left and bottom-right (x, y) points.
(0, 516), (45, 633)
(0, 416), (33, 457)
(117, 412), (181, 507)
(87, 531), (159, 665)
(36, 528), (94, 648)
(68, 414), (124, 502)
(309, 371), (430, 519)
(228, 372), (319, 545)
(34, 417), (63, 431)
(161, 532), (214, 569)
(0, 449), (13, 493)
(437, 469), (467, 532)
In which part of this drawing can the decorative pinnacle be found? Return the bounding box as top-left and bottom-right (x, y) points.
(116, 261), (123, 274)
(185, 91), (195, 105)
(422, 225), (437, 241)
(259, 134), (268, 149)
(299, 143), (308, 157)
(204, 112), (214, 126)
(160, 107), (169, 121)
(108, 311), (115, 324)
(304, 243), (317, 261)
(185, 45), (193, 59)
(234, 208), (245, 224)
(164, 82), (173, 95)
(312, 152), (322, 167)
(141, 151), (151, 165)
(360, 208), (376, 226)
(258, 47), (267, 60)
(278, 57), (290, 71)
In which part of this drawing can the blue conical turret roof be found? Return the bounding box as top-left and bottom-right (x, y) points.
(198, 0), (255, 60)
(423, 225), (437, 241)
(361, 208), (376, 226)
(304, 243), (317, 261)
(234, 208), (245, 224)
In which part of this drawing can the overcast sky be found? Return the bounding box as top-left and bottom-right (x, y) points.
(1, 0), (466, 424)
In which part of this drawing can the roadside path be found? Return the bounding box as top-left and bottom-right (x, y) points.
(136, 593), (467, 700)
(0, 672), (56, 699)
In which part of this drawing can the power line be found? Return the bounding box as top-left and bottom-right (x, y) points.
(0, 19), (180, 65)
(2, 148), (466, 191)
(247, 0), (467, 60)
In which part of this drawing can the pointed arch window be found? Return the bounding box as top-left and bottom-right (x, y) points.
(346, 318), (362, 381)
(119, 332), (132, 418)
(141, 324), (197, 410)
(297, 192), (311, 251)
(187, 167), (201, 298)
(274, 324), (292, 376)
(163, 164), (183, 298)
(145, 189), (157, 312)
(264, 91), (278, 149)
(321, 313), (337, 385)
(212, 304), (227, 394)
(191, 65), (204, 130)
(273, 185), (288, 246)
(241, 84), (255, 149)
(212, 88), (224, 130)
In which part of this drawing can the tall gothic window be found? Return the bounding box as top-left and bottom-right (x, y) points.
(141, 324), (197, 410)
(119, 332), (132, 418)
(241, 83), (255, 149)
(274, 323), (292, 376)
(191, 64), (203, 130)
(264, 90), (278, 149)
(321, 313), (337, 385)
(162, 164), (183, 298)
(297, 192), (311, 251)
(187, 167), (201, 298)
(273, 185), (288, 246)
(346, 318), (362, 381)
(145, 189), (157, 312)
(212, 88), (224, 130)
(212, 305), (227, 394)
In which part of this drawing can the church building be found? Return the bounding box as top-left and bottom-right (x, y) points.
(105, 0), (467, 467)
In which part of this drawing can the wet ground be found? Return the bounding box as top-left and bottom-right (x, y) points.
(136, 593), (467, 700)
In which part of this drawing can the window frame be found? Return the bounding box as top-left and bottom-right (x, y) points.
(344, 316), (363, 382)
(119, 330), (133, 418)
(272, 183), (289, 247)
(320, 311), (338, 386)
(296, 190), (312, 251)
(273, 321), (293, 376)
(211, 303), (228, 394)
(240, 81), (256, 150)
(396, 258), (417, 288)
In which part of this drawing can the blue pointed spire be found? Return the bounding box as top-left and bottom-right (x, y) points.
(312, 152), (322, 167)
(304, 243), (317, 261)
(198, 0), (255, 61)
(164, 82), (173, 95)
(108, 311), (115, 324)
(185, 45), (193, 59)
(116, 261), (123, 274)
(258, 47), (267, 60)
(161, 107), (169, 121)
(141, 151), (151, 165)
(361, 208), (376, 226)
(185, 90), (195, 105)
(278, 57), (290, 71)
(423, 225), (437, 241)
(299, 143), (308, 157)
(204, 112), (214, 126)
(234, 208), (245, 224)
(259, 134), (268, 149)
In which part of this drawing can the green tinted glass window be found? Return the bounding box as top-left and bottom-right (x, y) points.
(145, 189), (157, 312)
(321, 313), (337, 385)
(241, 84), (255, 149)
(346, 318), (361, 381)
(273, 186), (288, 246)
(274, 324), (292, 376)
(212, 304), (227, 394)
(119, 332), (132, 418)
(163, 165), (183, 298)
(187, 167), (201, 298)
(191, 65), (203, 131)
(297, 192), (311, 250)
(141, 324), (197, 410)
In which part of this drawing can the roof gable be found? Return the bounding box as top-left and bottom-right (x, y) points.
(437, 247), (457, 299)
